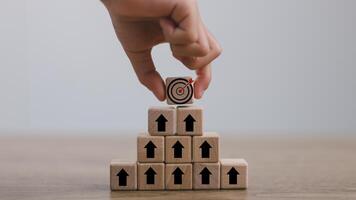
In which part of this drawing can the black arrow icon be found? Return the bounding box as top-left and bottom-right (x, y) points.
(184, 114), (196, 132)
(144, 141), (157, 158)
(227, 167), (240, 184)
(200, 167), (212, 184)
(172, 141), (184, 158)
(155, 114), (168, 132)
(116, 169), (129, 186)
(144, 167), (157, 184)
(200, 141), (212, 158)
(172, 167), (184, 184)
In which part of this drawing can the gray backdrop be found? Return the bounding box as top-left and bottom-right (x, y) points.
(1, 0), (355, 134)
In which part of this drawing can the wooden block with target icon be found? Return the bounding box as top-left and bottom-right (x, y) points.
(166, 77), (194, 105)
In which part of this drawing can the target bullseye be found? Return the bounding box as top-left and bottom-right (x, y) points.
(177, 87), (184, 95)
(166, 77), (194, 105)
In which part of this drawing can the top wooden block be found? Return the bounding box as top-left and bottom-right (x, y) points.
(166, 77), (194, 105)
(148, 106), (176, 136)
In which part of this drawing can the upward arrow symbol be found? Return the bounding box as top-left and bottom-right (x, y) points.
(116, 169), (129, 186)
(144, 141), (157, 158)
(199, 141), (212, 158)
(155, 114), (168, 132)
(184, 114), (196, 132)
(227, 167), (240, 184)
(200, 167), (212, 184)
(172, 141), (184, 158)
(172, 167), (184, 184)
(144, 167), (157, 184)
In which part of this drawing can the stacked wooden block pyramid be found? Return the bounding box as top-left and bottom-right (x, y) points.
(110, 77), (248, 190)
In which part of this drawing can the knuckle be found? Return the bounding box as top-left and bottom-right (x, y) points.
(184, 31), (199, 43)
(197, 44), (210, 57)
(182, 57), (202, 70)
(176, 0), (198, 43)
(181, 0), (196, 9)
(215, 44), (223, 56)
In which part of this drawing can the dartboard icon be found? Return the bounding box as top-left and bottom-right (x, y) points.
(166, 77), (194, 105)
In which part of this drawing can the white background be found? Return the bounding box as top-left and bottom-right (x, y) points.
(1, 0), (355, 134)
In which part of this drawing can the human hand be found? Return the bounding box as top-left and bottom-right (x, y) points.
(101, 0), (221, 101)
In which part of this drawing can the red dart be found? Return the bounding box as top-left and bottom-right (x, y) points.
(178, 78), (194, 94)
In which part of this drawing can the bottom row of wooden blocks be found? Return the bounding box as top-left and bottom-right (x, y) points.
(110, 159), (248, 190)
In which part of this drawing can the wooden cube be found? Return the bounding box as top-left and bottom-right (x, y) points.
(177, 106), (203, 136)
(165, 136), (191, 163)
(220, 159), (248, 189)
(137, 134), (164, 163)
(110, 160), (137, 191)
(165, 164), (192, 190)
(166, 77), (194, 105)
(148, 106), (176, 136)
(137, 163), (165, 190)
(193, 162), (220, 190)
(193, 132), (219, 163)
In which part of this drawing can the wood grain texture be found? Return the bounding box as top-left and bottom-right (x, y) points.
(1, 133), (356, 200)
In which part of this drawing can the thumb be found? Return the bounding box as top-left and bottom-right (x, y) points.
(125, 49), (166, 101)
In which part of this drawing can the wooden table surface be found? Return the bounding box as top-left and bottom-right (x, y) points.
(1, 133), (356, 200)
